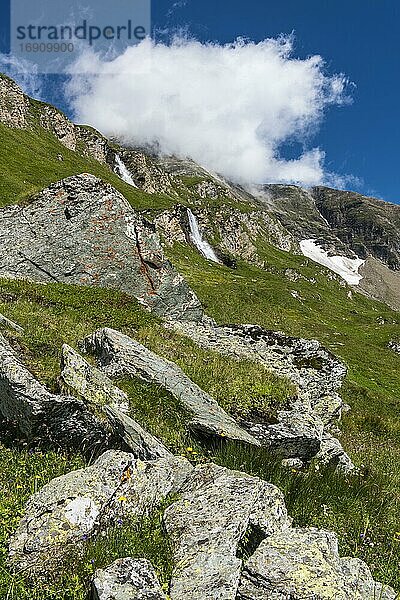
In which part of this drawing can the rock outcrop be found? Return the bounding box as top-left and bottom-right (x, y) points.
(0, 332), (112, 452)
(83, 327), (259, 446)
(9, 450), (192, 573)
(168, 321), (353, 469)
(61, 344), (171, 460)
(0, 74), (29, 128)
(164, 463), (291, 600)
(39, 104), (77, 151)
(0, 174), (202, 321)
(91, 558), (167, 600)
(9, 454), (395, 598)
(238, 527), (396, 600)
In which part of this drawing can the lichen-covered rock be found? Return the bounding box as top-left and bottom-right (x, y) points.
(237, 527), (396, 600)
(9, 450), (192, 573)
(91, 558), (167, 600)
(316, 433), (355, 474)
(244, 409), (324, 460)
(0, 75), (29, 127)
(164, 463), (291, 600)
(83, 328), (259, 446)
(60, 344), (170, 459)
(0, 174), (202, 321)
(0, 333), (111, 451)
(61, 344), (130, 414)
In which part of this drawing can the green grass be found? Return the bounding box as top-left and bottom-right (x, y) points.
(0, 278), (158, 390)
(0, 121), (174, 212)
(0, 272), (399, 594)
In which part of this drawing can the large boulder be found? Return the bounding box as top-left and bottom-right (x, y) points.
(91, 558), (166, 600)
(83, 328), (259, 446)
(0, 174), (202, 321)
(61, 343), (130, 414)
(243, 408), (324, 461)
(9, 450), (192, 574)
(238, 527), (397, 600)
(163, 463), (291, 600)
(61, 344), (172, 460)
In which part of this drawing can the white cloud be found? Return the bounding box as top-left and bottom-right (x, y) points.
(66, 36), (351, 186)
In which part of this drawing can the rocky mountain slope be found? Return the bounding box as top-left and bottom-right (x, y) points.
(0, 74), (399, 599)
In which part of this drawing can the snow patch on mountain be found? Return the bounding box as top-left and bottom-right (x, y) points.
(300, 239), (365, 285)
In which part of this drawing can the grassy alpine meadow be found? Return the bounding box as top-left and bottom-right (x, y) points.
(0, 120), (174, 212)
(0, 237), (399, 592)
(165, 241), (400, 590)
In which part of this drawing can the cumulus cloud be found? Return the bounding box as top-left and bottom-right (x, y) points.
(66, 36), (351, 186)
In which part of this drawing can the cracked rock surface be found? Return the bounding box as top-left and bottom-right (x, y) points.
(0, 174), (202, 321)
(237, 527), (396, 600)
(9, 450), (192, 574)
(163, 463), (291, 600)
(91, 558), (167, 600)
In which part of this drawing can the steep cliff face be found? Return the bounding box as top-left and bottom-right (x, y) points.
(312, 186), (400, 270)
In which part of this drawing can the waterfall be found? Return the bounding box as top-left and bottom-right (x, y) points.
(187, 209), (221, 263)
(115, 155), (137, 187)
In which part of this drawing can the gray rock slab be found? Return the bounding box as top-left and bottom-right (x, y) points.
(0, 333), (110, 451)
(104, 405), (171, 461)
(9, 450), (192, 573)
(61, 344), (170, 460)
(164, 463), (291, 600)
(0, 174), (202, 321)
(61, 343), (130, 414)
(243, 409), (324, 461)
(91, 557), (166, 600)
(83, 327), (259, 446)
(238, 527), (396, 600)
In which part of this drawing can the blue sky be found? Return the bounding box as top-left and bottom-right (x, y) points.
(1, 0), (399, 202)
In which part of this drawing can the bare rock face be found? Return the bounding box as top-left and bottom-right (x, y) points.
(91, 558), (167, 600)
(0, 174), (202, 321)
(119, 149), (174, 195)
(83, 327), (259, 446)
(9, 450), (192, 574)
(164, 463), (291, 600)
(238, 527), (397, 600)
(39, 105), (77, 150)
(75, 126), (115, 165)
(0, 74), (29, 128)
